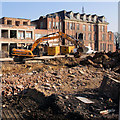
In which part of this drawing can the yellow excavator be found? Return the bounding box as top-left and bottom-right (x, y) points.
(12, 32), (88, 62)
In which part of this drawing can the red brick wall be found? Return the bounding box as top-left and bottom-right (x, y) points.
(1, 15), (115, 53)
(64, 21), (96, 49)
(2, 17), (31, 26)
(46, 16), (62, 33)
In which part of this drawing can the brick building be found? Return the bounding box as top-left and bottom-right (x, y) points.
(0, 10), (116, 56)
(32, 10), (116, 52)
(0, 17), (35, 55)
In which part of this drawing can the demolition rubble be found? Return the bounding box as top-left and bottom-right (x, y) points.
(2, 52), (120, 120)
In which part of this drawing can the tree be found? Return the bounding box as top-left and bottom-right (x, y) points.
(114, 32), (120, 49)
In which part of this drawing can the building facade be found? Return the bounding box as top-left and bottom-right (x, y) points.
(32, 10), (116, 52)
(0, 17), (35, 55)
(0, 10), (116, 56)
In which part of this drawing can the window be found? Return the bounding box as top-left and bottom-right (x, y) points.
(15, 21), (20, 26)
(83, 33), (86, 40)
(94, 25), (96, 31)
(56, 22), (59, 29)
(83, 25), (86, 31)
(18, 31), (25, 39)
(102, 34), (106, 40)
(108, 44), (113, 51)
(40, 22), (43, 29)
(100, 43), (107, 51)
(89, 17), (91, 21)
(26, 32), (32, 39)
(94, 34), (96, 41)
(70, 13), (73, 19)
(100, 43), (102, 51)
(77, 15), (79, 19)
(108, 44), (109, 51)
(110, 44), (113, 51)
(60, 22), (62, 29)
(35, 34), (42, 40)
(23, 22), (28, 25)
(104, 43), (106, 51)
(70, 23), (72, 30)
(77, 24), (79, 30)
(78, 33), (83, 40)
(88, 25), (91, 31)
(7, 20), (12, 25)
(103, 43), (106, 51)
(73, 23), (75, 30)
(102, 18), (105, 22)
(10, 30), (17, 38)
(67, 22), (69, 30)
(49, 21), (52, 29)
(83, 16), (86, 21)
(109, 34), (112, 41)
(1, 30), (8, 38)
(99, 26), (101, 31)
(102, 26), (105, 32)
(53, 22), (55, 29)
(88, 33), (91, 40)
(94, 17), (96, 22)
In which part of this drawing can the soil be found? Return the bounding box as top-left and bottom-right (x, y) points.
(1, 52), (120, 120)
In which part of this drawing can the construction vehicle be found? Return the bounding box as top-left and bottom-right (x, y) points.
(12, 32), (88, 62)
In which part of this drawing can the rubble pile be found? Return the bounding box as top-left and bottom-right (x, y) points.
(80, 52), (120, 73)
(2, 52), (120, 119)
(2, 62), (103, 97)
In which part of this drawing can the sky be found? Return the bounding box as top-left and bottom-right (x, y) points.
(1, 2), (118, 32)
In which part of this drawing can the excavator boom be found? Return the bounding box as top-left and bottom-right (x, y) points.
(30, 34), (60, 52)
(12, 32), (88, 61)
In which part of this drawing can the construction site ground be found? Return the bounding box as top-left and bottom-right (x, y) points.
(1, 52), (120, 120)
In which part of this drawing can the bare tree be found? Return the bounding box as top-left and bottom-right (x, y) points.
(114, 32), (120, 49)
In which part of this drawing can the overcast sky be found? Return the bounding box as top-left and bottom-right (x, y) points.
(1, 2), (118, 32)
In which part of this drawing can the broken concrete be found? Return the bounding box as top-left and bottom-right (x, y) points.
(1, 52), (120, 119)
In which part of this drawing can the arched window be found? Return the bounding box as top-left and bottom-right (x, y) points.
(83, 25), (86, 31)
(89, 17), (91, 21)
(70, 13), (73, 19)
(94, 17), (96, 22)
(88, 25), (91, 31)
(83, 16), (86, 21)
(77, 14), (80, 19)
(102, 17), (105, 22)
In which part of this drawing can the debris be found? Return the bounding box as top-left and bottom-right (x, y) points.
(100, 109), (115, 115)
(27, 72), (33, 75)
(2, 105), (6, 108)
(65, 96), (69, 99)
(17, 85), (24, 89)
(68, 75), (75, 78)
(76, 96), (94, 104)
(1, 52), (119, 119)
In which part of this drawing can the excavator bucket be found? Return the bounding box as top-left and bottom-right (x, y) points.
(74, 46), (89, 58)
(77, 47), (89, 53)
(82, 47), (89, 53)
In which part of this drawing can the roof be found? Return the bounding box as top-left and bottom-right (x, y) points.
(31, 10), (108, 24)
(2, 17), (31, 20)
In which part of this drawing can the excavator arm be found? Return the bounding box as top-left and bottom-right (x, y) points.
(12, 32), (61, 58)
(12, 32), (88, 61)
(59, 32), (88, 53)
(30, 32), (61, 52)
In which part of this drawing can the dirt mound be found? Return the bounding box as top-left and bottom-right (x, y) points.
(2, 88), (119, 120)
(2, 52), (120, 120)
(80, 52), (120, 73)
